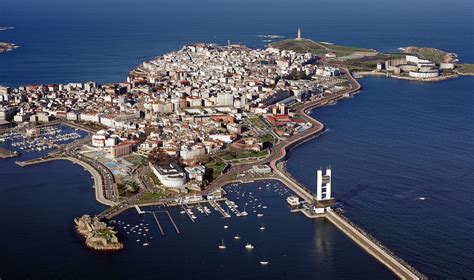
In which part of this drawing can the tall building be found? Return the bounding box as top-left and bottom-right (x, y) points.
(316, 167), (332, 201)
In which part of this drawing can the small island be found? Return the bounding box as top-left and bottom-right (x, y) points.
(74, 215), (123, 251)
(0, 27), (19, 53)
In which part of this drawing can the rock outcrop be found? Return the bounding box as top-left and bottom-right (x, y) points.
(74, 215), (123, 251)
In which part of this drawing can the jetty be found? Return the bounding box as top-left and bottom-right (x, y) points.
(0, 147), (19, 159)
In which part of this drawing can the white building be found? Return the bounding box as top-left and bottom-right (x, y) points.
(316, 167), (332, 201)
(184, 165), (206, 181)
(150, 162), (187, 188)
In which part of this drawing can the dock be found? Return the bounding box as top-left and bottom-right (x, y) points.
(209, 200), (231, 218)
(151, 212), (165, 236)
(182, 205), (195, 223)
(165, 210), (180, 234)
(134, 205), (145, 214)
(0, 147), (19, 159)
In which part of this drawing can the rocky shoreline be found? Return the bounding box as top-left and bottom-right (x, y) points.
(74, 215), (123, 251)
(0, 42), (18, 53)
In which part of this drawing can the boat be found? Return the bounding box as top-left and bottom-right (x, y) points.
(245, 243), (254, 249)
(180, 210), (186, 214)
(218, 239), (226, 249)
(260, 260), (270, 265)
(142, 243), (149, 246)
(286, 196), (300, 207)
(191, 215), (197, 219)
(257, 213), (264, 217)
(224, 225), (229, 229)
(259, 224), (266, 230)
(234, 234), (241, 240)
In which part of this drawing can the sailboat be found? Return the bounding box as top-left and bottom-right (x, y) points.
(218, 239), (226, 249)
(240, 207), (248, 216)
(245, 243), (254, 249)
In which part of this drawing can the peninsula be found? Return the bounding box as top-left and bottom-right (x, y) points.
(270, 37), (474, 80)
(2, 30), (430, 278)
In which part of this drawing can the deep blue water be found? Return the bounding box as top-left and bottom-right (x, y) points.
(287, 76), (474, 279)
(0, 0), (473, 279)
(0, 0), (473, 87)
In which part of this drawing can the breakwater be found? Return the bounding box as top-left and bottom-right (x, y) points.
(326, 209), (426, 280)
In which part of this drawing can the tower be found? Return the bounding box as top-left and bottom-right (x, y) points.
(296, 28), (302, 40)
(316, 167), (332, 201)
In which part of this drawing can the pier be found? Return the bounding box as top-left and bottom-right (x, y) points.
(165, 210), (180, 234)
(0, 147), (19, 159)
(134, 205), (145, 215)
(151, 212), (165, 236)
(182, 205), (195, 223)
(209, 200), (231, 218)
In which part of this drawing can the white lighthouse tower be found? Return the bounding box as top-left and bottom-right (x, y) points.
(296, 28), (302, 40)
(316, 167), (332, 201)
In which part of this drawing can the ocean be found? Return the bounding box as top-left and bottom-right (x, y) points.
(0, 0), (473, 279)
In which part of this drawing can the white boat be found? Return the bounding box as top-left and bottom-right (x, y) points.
(191, 215), (197, 219)
(260, 260), (270, 265)
(234, 234), (241, 240)
(286, 196), (300, 207)
(142, 243), (149, 246)
(180, 210), (186, 214)
(218, 239), (226, 249)
(224, 225), (229, 229)
(260, 224), (266, 230)
(257, 213), (264, 217)
(245, 243), (254, 249)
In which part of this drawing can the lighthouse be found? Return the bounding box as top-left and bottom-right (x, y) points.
(296, 28), (302, 40)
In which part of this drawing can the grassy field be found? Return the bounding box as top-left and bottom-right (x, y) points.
(222, 150), (268, 161)
(249, 117), (266, 129)
(139, 191), (165, 201)
(455, 64), (474, 75)
(270, 39), (377, 58)
(402, 46), (452, 64)
(205, 161), (227, 179)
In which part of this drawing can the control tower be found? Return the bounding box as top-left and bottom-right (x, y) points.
(316, 167), (332, 201)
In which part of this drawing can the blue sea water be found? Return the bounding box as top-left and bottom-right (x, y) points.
(0, 0), (473, 279)
(287, 76), (474, 279)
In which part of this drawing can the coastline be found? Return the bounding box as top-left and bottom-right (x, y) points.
(17, 156), (116, 207)
(355, 71), (459, 82)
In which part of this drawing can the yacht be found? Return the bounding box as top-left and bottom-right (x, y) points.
(218, 239), (226, 249)
(286, 196), (300, 207)
(245, 243), (254, 249)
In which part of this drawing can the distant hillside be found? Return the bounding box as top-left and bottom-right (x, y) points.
(403, 46), (456, 64)
(270, 39), (377, 58)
